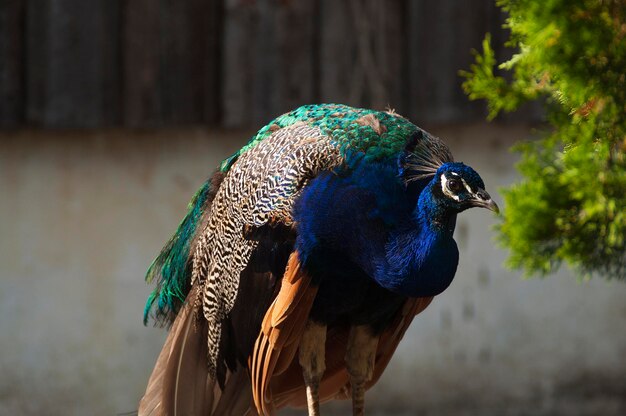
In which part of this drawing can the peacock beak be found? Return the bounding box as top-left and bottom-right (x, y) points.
(472, 189), (500, 214)
(484, 198), (500, 214)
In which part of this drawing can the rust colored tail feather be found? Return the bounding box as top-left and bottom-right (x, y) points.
(249, 250), (434, 414)
(249, 252), (319, 415)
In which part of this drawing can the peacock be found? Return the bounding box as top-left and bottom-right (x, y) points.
(139, 104), (498, 416)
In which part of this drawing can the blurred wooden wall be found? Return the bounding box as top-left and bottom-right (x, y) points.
(0, 0), (515, 129)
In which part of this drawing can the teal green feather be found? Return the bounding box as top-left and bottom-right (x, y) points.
(143, 179), (212, 325)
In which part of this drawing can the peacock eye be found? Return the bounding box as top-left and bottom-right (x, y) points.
(447, 179), (462, 193)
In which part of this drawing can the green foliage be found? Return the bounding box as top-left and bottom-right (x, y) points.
(461, 0), (626, 278)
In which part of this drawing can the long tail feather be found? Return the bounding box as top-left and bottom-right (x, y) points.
(140, 287), (213, 416)
(161, 299), (213, 416)
(139, 285), (256, 416)
(211, 367), (257, 415)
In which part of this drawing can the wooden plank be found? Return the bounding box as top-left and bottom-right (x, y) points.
(374, 0), (407, 113)
(318, 0), (358, 107)
(262, 0), (316, 121)
(221, 0), (255, 127)
(318, 0), (406, 112)
(24, 0), (48, 126)
(0, 0), (25, 127)
(160, 0), (199, 124)
(407, 0), (538, 124)
(408, 0), (458, 123)
(250, 0), (276, 124)
(158, 0), (223, 125)
(32, 0), (117, 127)
(23, 0), (119, 127)
(123, 0), (223, 127)
(222, 0), (275, 127)
(222, 0), (317, 127)
(447, 0), (495, 121)
(203, 0), (224, 125)
(101, 0), (122, 126)
(123, 0), (162, 127)
(8, 0), (535, 129)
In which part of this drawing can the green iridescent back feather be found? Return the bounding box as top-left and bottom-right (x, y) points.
(145, 104), (436, 325)
(220, 104), (419, 171)
(143, 180), (212, 325)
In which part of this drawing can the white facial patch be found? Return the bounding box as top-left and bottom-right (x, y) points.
(440, 174), (461, 201)
(440, 173), (477, 201)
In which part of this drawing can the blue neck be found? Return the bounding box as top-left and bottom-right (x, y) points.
(376, 182), (459, 297)
(415, 181), (453, 233)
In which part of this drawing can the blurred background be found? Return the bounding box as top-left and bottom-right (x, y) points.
(1, 0), (625, 415)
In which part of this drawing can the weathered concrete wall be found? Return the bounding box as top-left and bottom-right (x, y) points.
(0, 124), (624, 415)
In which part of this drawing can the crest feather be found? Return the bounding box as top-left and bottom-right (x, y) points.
(402, 130), (454, 183)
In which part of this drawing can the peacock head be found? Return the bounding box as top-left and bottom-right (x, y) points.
(428, 162), (499, 215)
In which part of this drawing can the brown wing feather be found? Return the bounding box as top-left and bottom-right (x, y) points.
(249, 251), (318, 415)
